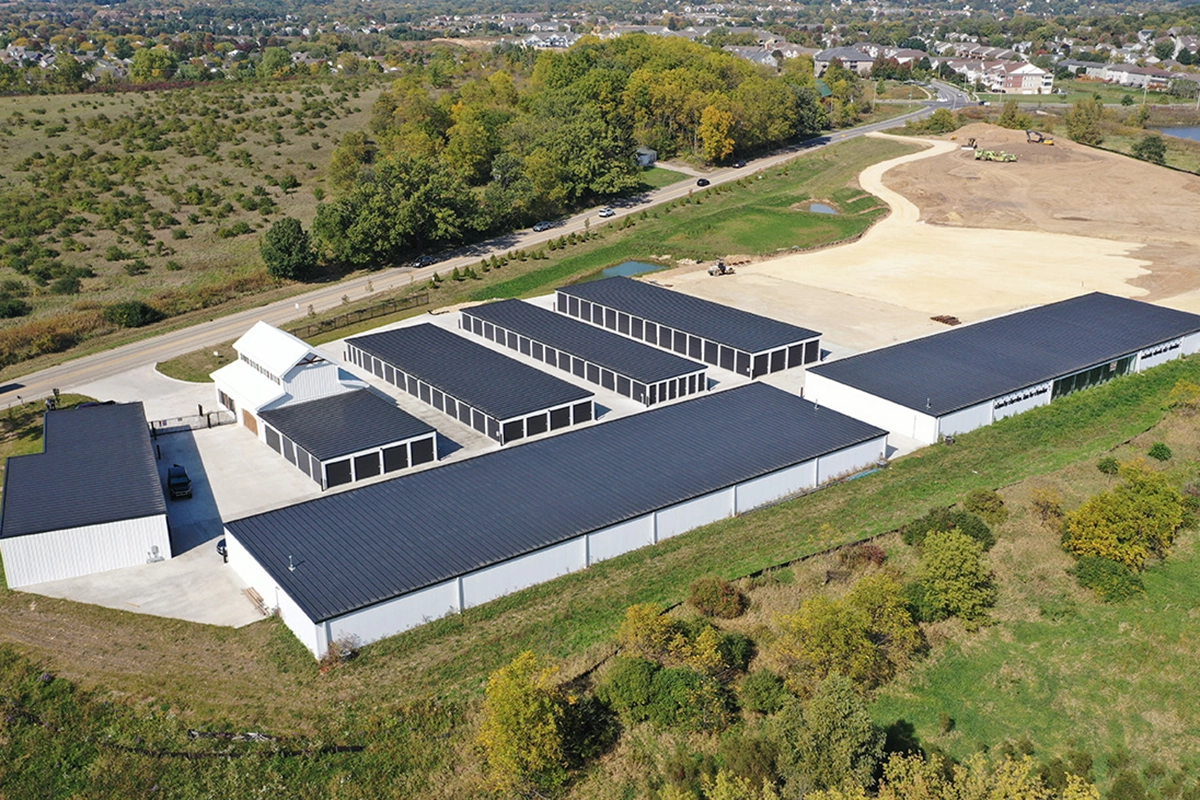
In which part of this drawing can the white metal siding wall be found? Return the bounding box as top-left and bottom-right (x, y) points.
(1181, 332), (1200, 356)
(806, 373), (939, 443)
(324, 578), (461, 657)
(225, 530), (322, 656)
(655, 488), (734, 541)
(937, 402), (995, 439)
(1136, 339), (1184, 371)
(461, 539), (587, 608)
(1, 515), (171, 589)
(992, 382), (1051, 422)
(734, 461), (817, 512)
(587, 515), (655, 563)
(271, 362), (347, 407)
(816, 435), (887, 483)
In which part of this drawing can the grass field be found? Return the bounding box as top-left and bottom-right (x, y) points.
(977, 79), (1175, 107)
(637, 166), (688, 189)
(4, 350), (1200, 795)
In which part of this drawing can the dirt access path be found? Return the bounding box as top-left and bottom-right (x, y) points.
(665, 124), (1200, 353)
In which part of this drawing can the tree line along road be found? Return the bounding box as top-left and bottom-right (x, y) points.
(0, 95), (948, 409)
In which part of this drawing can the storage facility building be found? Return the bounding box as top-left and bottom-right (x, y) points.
(346, 324), (595, 444)
(211, 321), (367, 438)
(461, 299), (708, 406)
(1, 402), (171, 589)
(556, 276), (821, 377)
(259, 389), (438, 489)
(806, 293), (1200, 444)
(223, 383), (887, 658)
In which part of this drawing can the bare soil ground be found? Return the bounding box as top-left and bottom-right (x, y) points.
(884, 122), (1200, 303)
(664, 124), (1200, 351)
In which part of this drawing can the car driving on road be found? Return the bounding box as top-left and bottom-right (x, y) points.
(696, 178), (710, 187)
(598, 207), (615, 217)
(532, 221), (554, 232)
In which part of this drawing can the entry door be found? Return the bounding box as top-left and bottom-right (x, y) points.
(243, 410), (258, 435)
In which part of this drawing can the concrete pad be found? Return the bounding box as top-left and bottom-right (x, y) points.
(22, 536), (264, 627)
(74, 363), (214, 421)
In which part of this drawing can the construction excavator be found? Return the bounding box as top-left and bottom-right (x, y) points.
(1026, 130), (1054, 145)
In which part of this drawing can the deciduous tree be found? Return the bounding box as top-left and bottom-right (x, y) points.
(478, 651), (569, 792)
(260, 217), (315, 280)
(916, 529), (996, 624)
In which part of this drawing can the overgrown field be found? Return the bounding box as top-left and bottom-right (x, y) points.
(3, 353), (1200, 796)
(0, 76), (387, 369)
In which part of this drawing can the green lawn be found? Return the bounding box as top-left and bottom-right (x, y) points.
(978, 79), (1173, 107)
(469, 136), (907, 302)
(638, 165), (688, 189)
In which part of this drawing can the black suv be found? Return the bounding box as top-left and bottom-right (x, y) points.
(167, 464), (192, 500)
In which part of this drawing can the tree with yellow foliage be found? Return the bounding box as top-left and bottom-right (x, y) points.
(478, 651), (569, 793)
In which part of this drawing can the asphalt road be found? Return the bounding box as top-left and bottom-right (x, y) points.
(0, 91), (951, 408)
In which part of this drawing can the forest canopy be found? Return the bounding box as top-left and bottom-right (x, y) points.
(313, 35), (829, 268)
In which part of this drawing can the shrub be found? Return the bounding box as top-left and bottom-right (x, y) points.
(689, 576), (748, 618)
(963, 488), (1009, 525)
(478, 651), (569, 793)
(104, 245), (132, 261)
(1030, 487), (1064, 527)
(647, 666), (732, 732)
(123, 259), (149, 276)
(1071, 556), (1144, 602)
(171, 227), (189, 240)
(596, 656), (658, 722)
(103, 301), (164, 328)
(1167, 379), (1200, 413)
(1063, 460), (1184, 570)
(901, 507), (995, 550)
(917, 529), (997, 625)
(1148, 442), (1172, 462)
(1097, 456), (1120, 476)
(839, 543), (887, 569)
(0, 296), (30, 319)
(739, 669), (787, 714)
(49, 275), (81, 295)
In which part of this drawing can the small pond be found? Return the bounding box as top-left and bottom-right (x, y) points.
(1156, 126), (1200, 142)
(596, 260), (670, 279)
(809, 203), (839, 214)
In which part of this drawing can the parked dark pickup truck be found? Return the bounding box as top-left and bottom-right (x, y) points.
(167, 464), (192, 499)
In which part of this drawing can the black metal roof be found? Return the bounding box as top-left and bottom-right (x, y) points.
(464, 299), (706, 384)
(260, 390), (435, 462)
(226, 383), (885, 623)
(1, 402), (166, 539)
(558, 276), (820, 354)
(809, 293), (1200, 416)
(346, 324), (593, 421)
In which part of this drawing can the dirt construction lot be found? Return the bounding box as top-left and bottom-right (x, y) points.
(663, 123), (1200, 353)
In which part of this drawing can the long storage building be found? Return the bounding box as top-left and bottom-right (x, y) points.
(346, 324), (595, 445)
(258, 389), (438, 489)
(806, 292), (1200, 444)
(556, 276), (821, 377)
(461, 299), (708, 406)
(1, 402), (172, 589)
(224, 383), (887, 658)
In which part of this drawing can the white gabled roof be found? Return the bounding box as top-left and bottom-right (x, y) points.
(232, 321), (316, 379)
(211, 360), (286, 411)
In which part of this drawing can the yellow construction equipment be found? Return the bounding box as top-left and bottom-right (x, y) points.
(1026, 130), (1054, 145)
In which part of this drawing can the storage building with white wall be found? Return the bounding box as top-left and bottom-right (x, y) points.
(461, 299), (708, 406)
(0, 402), (171, 589)
(223, 382), (887, 658)
(211, 321), (367, 441)
(556, 276), (822, 377)
(346, 323), (595, 445)
(258, 389), (438, 489)
(806, 293), (1200, 444)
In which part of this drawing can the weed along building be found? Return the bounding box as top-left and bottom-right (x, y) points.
(259, 390), (437, 489)
(461, 299), (709, 406)
(345, 323), (595, 444)
(555, 276), (822, 377)
(222, 383), (887, 658)
(0, 402), (171, 589)
(805, 293), (1200, 445)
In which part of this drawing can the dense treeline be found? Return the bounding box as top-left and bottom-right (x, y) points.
(312, 35), (828, 268)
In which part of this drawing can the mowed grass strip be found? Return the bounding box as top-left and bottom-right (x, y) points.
(3, 355), (1192, 737)
(470, 135), (918, 302)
